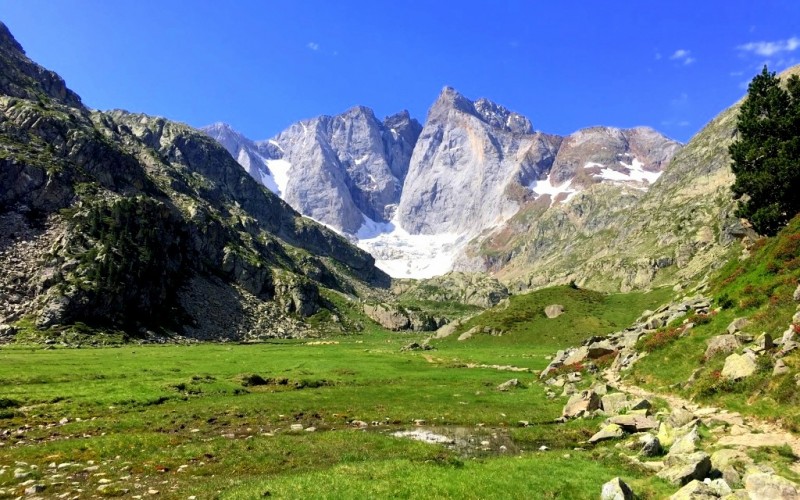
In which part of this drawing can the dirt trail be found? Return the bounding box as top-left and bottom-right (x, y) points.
(606, 369), (800, 460)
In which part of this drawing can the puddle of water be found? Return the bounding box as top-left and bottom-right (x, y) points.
(389, 426), (520, 457)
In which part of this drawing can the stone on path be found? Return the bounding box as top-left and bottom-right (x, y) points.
(745, 472), (800, 499)
(657, 451), (711, 486)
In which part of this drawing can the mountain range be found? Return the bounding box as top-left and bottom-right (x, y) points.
(0, 19), (778, 340)
(204, 85), (704, 286)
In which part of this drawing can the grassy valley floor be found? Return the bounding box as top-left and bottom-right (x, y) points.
(0, 287), (675, 499)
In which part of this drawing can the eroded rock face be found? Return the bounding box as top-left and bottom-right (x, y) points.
(397, 87), (561, 237)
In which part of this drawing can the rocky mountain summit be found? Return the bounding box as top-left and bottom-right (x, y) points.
(204, 107), (421, 234)
(0, 22), (388, 341)
(209, 87), (681, 281)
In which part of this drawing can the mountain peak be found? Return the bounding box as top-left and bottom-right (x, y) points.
(431, 86), (476, 115)
(0, 21), (83, 108)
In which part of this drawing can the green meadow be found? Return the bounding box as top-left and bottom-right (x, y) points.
(0, 287), (675, 499)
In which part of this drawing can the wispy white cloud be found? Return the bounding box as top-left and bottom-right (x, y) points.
(737, 36), (800, 57)
(669, 49), (695, 65)
(306, 42), (320, 51)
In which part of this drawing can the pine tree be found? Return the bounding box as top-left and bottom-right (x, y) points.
(729, 66), (800, 236)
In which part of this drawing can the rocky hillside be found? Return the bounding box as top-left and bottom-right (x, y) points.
(0, 22), (389, 342)
(454, 85), (757, 292)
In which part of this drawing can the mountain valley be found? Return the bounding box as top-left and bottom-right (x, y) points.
(3, 18), (800, 500)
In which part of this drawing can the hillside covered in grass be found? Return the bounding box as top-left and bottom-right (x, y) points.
(629, 214), (800, 428)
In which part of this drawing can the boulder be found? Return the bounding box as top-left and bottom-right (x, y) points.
(722, 353), (757, 380)
(628, 398), (652, 412)
(601, 393), (630, 415)
(496, 378), (520, 391)
(589, 424), (624, 444)
(587, 340), (617, 359)
(639, 434), (662, 457)
(544, 304), (564, 319)
(657, 451), (712, 486)
(600, 477), (634, 500)
(609, 415), (659, 432)
(711, 449), (752, 471)
(668, 408), (696, 428)
(658, 422), (678, 448)
(780, 327), (796, 345)
(669, 480), (717, 500)
(668, 425), (700, 456)
(727, 318), (750, 334)
(773, 359), (789, 376)
(563, 346), (590, 366)
(705, 334), (742, 359)
(562, 390), (601, 419)
(744, 472), (800, 499)
(793, 284), (800, 302)
(755, 333), (774, 351)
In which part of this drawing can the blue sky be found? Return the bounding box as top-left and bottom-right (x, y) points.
(3, 1), (800, 143)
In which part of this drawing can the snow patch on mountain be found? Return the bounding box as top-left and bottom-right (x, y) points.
(593, 158), (662, 187)
(355, 215), (464, 279)
(529, 174), (579, 205)
(265, 159), (292, 197)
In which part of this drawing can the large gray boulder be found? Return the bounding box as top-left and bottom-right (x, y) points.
(589, 424), (624, 443)
(562, 390), (601, 418)
(744, 472), (800, 499)
(544, 304), (564, 318)
(601, 477), (634, 500)
(721, 353), (757, 380)
(657, 452), (712, 486)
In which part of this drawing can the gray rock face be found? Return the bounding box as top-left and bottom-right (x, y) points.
(397, 86), (561, 236)
(273, 107), (421, 233)
(0, 22), (82, 108)
(206, 108), (421, 235)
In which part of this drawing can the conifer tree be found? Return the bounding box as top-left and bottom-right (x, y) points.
(729, 66), (800, 236)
